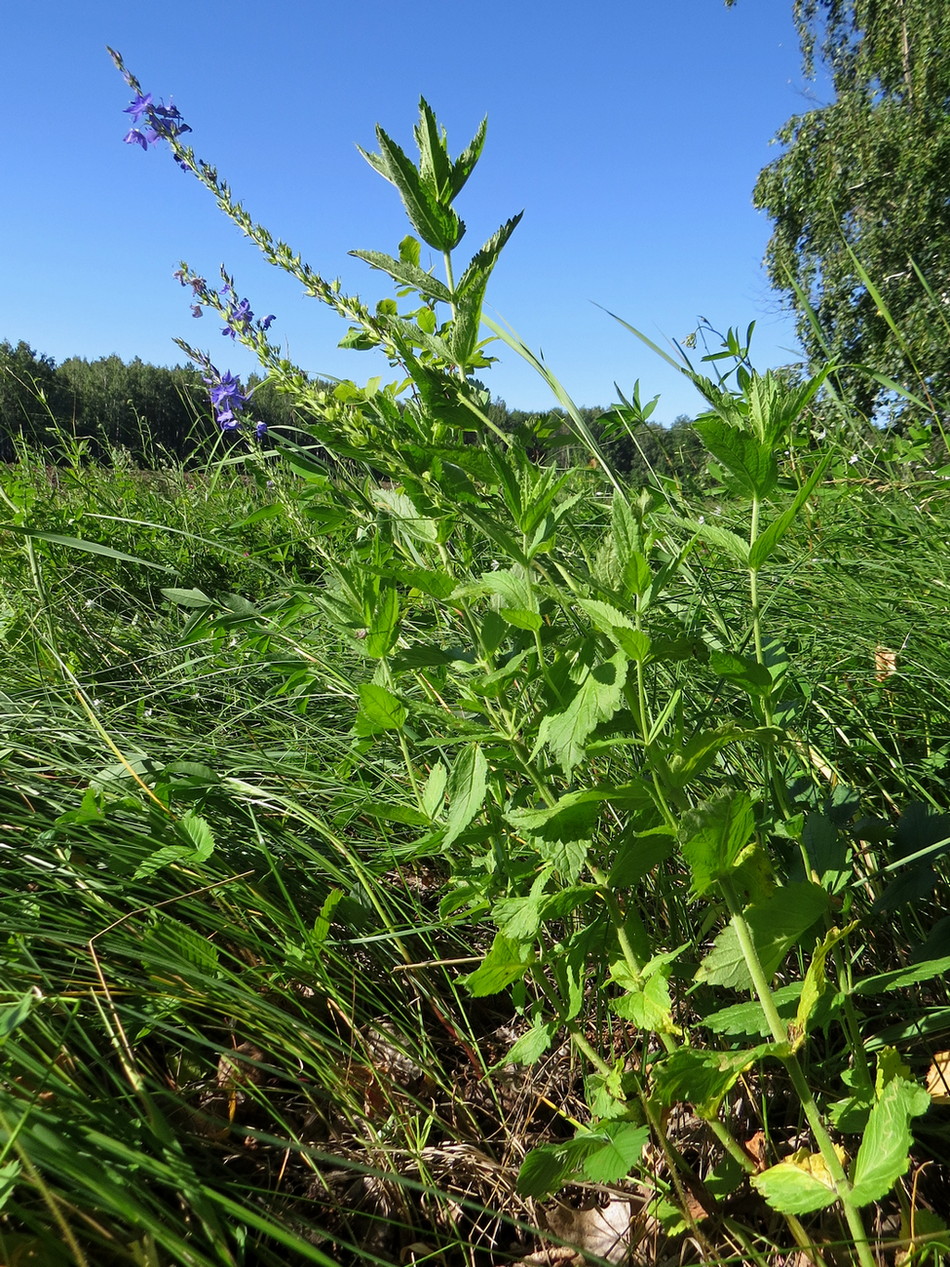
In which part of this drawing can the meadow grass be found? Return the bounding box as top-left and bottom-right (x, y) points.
(0, 423), (948, 1266)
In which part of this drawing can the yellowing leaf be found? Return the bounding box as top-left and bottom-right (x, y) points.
(925, 1051), (950, 1104)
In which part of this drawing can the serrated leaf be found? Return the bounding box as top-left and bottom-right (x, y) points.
(444, 744), (487, 846)
(349, 249), (452, 303)
(580, 1122), (650, 1184)
(680, 790), (756, 896)
(854, 954), (950, 995)
(359, 126), (462, 250)
(849, 1077), (931, 1207)
(142, 916), (220, 979)
(703, 983), (804, 1037)
(535, 649), (628, 773)
(610, 968), (676, 1034)
(694, 417), (777, 498)
(493, 887), (546, 940)
(174, 810), (215, 861)
(796, 925), (854, 1039)
(161, 587), (212, 608)
(752, 1160), (839, 1215)
(667, 516), (750, 565)
(516, 1144), (576, 1199)
(695, 883), (829, 989)
(354, 683), (407, 736)
(499, 607), (543, 631)
(652, 1043), (774, 1118)
(450, 213), (524, 365)
(578, 598), (651, 660)
(372, 487), (440, 545)
(462, 933), (534, 997)
(365, 586), (401, 657)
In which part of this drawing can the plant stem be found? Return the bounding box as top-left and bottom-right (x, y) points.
(721, 877), (876, 1267)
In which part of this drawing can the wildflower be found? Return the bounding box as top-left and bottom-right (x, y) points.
(221, 295), (254, 338)
(254, 420), (268, 439)
(261, 314), (276, 331)
(216, 411), (241, 431)
(123, 128), (150, 150)
(123, 92), (153, 124)
(206, 369), (247, 413)
(191, 304), (202, 318)
(848, 453), (859, 466)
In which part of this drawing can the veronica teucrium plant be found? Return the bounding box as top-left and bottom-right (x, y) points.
(109, 48), (938, 1264)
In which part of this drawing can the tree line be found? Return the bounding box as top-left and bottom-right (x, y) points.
(0, 339), (708, 486)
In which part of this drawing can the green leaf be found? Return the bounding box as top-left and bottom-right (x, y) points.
(499, 607), (543, 631)
(516, 1144), (577, 1199)
(849, 1077), (931, 1207)
(161, 587), (212, 608)
(578, 599), (651, 661)
(421, 762), (447, 818)
(679, 790), (756, 896)
(462, 933), (534, 997)
(678, 517), (750, 565)
(497, 1019), (560, 1068)
(666, 723), (765, 788)
(359, 125), (463, 251)
(414, 97), (454, 199)
(493, 878), (547, 940)
(349, 249), (452, 303)
(448, 109), (487, 198)
(399, 234), (421, 266)
(444, 744), (488, 846)
(695, 883), (829, 989)
(709, 649), (773, 696)
(752, 1161), (838, 1215)
(854, 954), (950, 995)
(703, 983), (804, 1038)
(749, 450), (833, 569)
(174, 810), (215, 860)
(579, 1122), (650, 1184)
(365, 586), (401, 657)
(450, 213), (524, 366)
(535, 649), (628, 773)
(0, 992), (34, 1042)
(4, 526), (174, 572)
(652, 1044), (774, 1118)
(610, 967), (676, 1034)
(0, 1159), (20, 1213)
(796, 925), (855, 1039)
(694, 417), (778, 497)
(133, 811), (216, 881)
(608, 827), (675, 886)
(372, 487), (440, 545)
(354, 683), (407, 736)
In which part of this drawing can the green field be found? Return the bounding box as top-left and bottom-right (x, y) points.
(1, 411), (949, 1266)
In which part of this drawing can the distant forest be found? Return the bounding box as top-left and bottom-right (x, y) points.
(0, 339), (707, 484)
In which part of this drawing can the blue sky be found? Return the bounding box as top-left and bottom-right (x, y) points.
(2, 1), (822, 422)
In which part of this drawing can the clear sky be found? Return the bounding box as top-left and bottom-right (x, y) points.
(2, 1), (822, 422)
